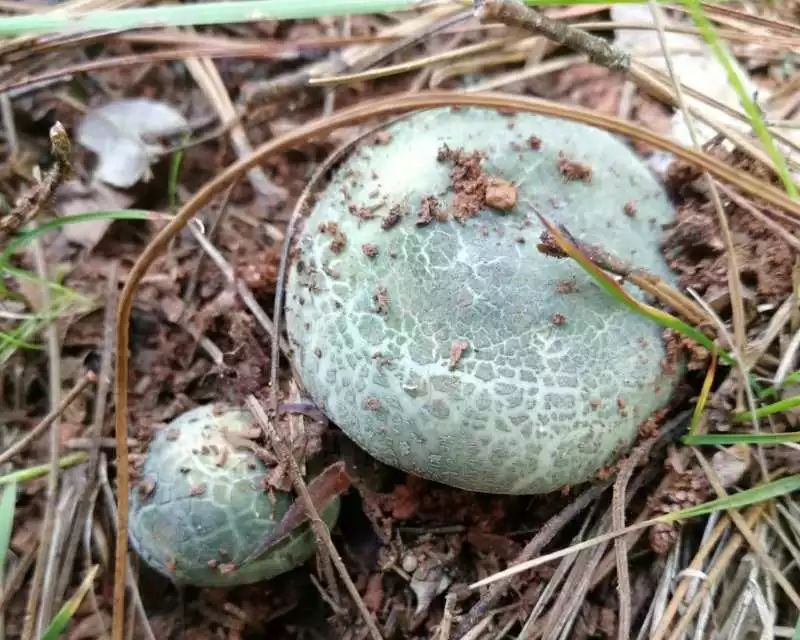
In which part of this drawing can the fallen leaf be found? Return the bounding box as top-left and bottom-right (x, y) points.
(77, 98), (188, 188)
(243, 461), (350, 563)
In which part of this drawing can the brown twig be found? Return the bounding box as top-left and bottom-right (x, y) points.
(0, 372), (95, 466)
(0, 543), (37, 614)
(612, 437), (658, 640)
(0, 122), (70, 244)
(179, 183), (236, 324)
(111, 90), (800, 640)
(475, 0), (629, 70)
(245, 396), (383, 640)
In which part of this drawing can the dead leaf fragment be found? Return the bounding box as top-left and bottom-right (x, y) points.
(77, 98), (188, 188)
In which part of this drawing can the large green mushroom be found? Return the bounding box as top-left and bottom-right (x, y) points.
(285, 107), (680, 495)
(129, 404), (339, 587)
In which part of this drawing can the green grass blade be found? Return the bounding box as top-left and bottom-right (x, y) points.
(0, 481), (16, 574)
(0, 210), (153, 263)
(683, 432), (800, 446)
(0, 452), (87, 486)
(0, 329), (42, 350)
(39, 564), (99, 640)
(536, 212), (735, 366)
(689, 351), (716, 434)
(758, 370), (800, 399)
(0, 0), (721, 37)
(681, 0), (798, 199)
(0, 264), (85, 300)
(659, 474), (800, 524)
(733, 395), (800, 423)
(168, 149), (185, 212)
(794, 616), (800, 640)
(0, 0), (419, 36)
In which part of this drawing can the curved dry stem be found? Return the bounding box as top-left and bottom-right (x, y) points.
(111, 89), (800, 639)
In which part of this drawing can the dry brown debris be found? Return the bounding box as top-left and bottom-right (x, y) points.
(362, 243), (379, 258)
(318, 221), (347, 254)
(557, 152), (592, 182)
(382, 205), (404, 230)
(484, 176), (517, 211)
(438, 145), (488, 221)
(416, 195), (445, 225)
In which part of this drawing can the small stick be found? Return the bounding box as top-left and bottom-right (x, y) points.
(435, 593), (458, 640)
(474, 0), (630, 71)
(612, 437), (658, 640)
(245, 396), (383, 640)
(0, 122), (70, 243)
(0, 543), (37, 614)
(0, 371), (95, 466)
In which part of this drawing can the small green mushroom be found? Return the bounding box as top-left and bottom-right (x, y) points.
(285, 107), (680, 495)
(129, 404), (338, 587)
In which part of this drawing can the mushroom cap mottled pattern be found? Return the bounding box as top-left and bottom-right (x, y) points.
(285, 107), (679, 494)
(129, 404), (338, 587)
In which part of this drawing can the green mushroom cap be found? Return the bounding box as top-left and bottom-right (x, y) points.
(129, 404), (338, 587)
(285, 107), (680, 495)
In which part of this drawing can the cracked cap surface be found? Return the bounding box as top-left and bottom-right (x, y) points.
(285, 107), (680, 494)
(129, 404), (337, 587)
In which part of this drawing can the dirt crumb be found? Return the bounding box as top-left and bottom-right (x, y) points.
(416, 195), (445, 226)
(362, 243), (379, 258)
(318, 221), (347, 253)
(557, 152), (592, 182)
(528, 135), (542, 150)
(438, 146), (487, 221)
(448, 339), (470, 370)
(484, 177), (517, 211)
(382, 205), (404, 230)
(624, 201), (637, 217)
(551, 313), (566, 326)
(365, 397), (382, 411)
(589, 398), (601, 410)
(349, 204), (376, 220)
